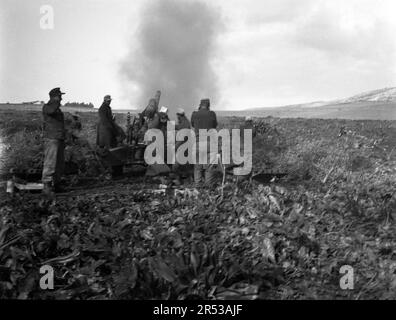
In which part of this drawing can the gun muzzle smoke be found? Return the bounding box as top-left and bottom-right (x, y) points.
(121, 0), (221, 116)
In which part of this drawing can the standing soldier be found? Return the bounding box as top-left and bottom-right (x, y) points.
(172, 108), (191, 184)
(191, 98), (218, 186)
(236, 115), (256, 183)
(97, 95), (117, 148)
(240, 116), (257, 139)
(96, 95), (123, 178)
(145, 106), (171, 182)
(175, 108), (191, 153)
(158, 106), (170, 135)
(42, 87), (66, 194)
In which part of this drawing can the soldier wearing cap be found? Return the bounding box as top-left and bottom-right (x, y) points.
(42, 87), (66, 194)
(240, 115), (256, 138)
(175, 107), (191, 165)
(175, 108), (191, 131)
(146, 105), (169, 134)
(171, 108), (192, 184)
(190, 98), (218, 186)
(191, 99), (217, 132)
(97, 95), (117, 148)
(145, 106), (171, 182)
(158, 106), (169, 129)
(97, 95), (123, 178)
(154, 106), (170, 150)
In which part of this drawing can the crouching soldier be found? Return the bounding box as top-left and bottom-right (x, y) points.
(42, 87), (66, 194)
(242, 116), (256, 138)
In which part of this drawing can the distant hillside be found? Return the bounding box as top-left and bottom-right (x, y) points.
(339, 87), (396, 103)
(64, 102), (94, 108)
(220, 87), (396, 120)
(219, 102), (396, 120)
(0, 103), (97, 113)
(2, 87), (396, 120)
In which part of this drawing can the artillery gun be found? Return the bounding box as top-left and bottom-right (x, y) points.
(98, 91), (162, 171)
(98, 96), (289, 184)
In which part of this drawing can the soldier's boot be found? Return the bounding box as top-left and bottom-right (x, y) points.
(112, 165), (124, 180)
(159, 176), (168, 185)
(169, 171), (181, 186)
(54, 184), (66, 193)
(172, 177), (182, 186)
(43, 182), (54, 195)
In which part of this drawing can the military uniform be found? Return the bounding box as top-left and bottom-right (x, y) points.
(145, 107), (171, 178)
(96, 95), (123, 178)
(172, 109), (192, 180)
(97, 98), (118, 148)
(42, 88), (66, 192)
(176, 115), (191, 131)
(240, 117), (257, 140)
(191, 99), (218, 186)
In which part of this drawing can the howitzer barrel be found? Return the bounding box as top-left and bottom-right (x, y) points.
(154, 90), (161, 109)
(131, 90), (161, 145)
(142, 90), (161, 118)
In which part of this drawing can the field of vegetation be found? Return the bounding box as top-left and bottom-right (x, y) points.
(0, 108), (395, 299)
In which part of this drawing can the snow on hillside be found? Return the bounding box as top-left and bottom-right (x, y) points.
(340, 87), (396, 103)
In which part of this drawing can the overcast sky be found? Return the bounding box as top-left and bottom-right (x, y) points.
(1, 0), (396, 110)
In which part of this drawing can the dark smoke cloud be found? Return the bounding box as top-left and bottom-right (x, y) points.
(121, 0), (222, 117)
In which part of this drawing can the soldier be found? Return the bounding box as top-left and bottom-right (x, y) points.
(96, 95), (123, 178)
(97, 95), (117, 148)
(175, 108), (191, 131)
(235, 115), (256, 184)
(173, 108), (192, 184)
(155, 106), (170, 162)
(145, 106), (171, 182)
(191, 99), (218, 186)
(244, 115), (253, 128)
(146, 106), (169, 137)
(175, 108), (191, 157)
(42, 87), (66, 194)
(240, 116), (257, 138)
(158, 106), (170, 136)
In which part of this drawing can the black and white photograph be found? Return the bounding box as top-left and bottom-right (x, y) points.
(0, 0), (396, 308)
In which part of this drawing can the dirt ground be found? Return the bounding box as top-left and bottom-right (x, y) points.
(0, 108), (395, 299)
